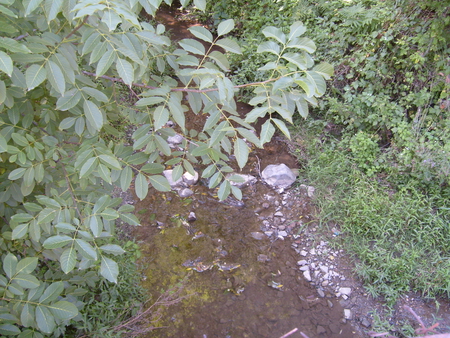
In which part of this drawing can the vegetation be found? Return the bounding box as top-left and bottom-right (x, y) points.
(200, 0), (450, 307)
(0, 0), (331, 336)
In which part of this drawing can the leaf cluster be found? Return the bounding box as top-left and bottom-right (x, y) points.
(0, 0), (330, 336)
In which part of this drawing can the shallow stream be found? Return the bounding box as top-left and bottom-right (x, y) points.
(131, 6), (360, 338)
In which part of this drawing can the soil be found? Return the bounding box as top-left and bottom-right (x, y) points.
(125, 5), (450, 338)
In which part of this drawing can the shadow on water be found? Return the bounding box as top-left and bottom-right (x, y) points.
(131, 5), (360, 338)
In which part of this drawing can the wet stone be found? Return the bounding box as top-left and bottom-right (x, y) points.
(344, 309), (352, 320)
(250, 232), (266, 240)
(187, 211), (197, 222)
(178, 188), (194, 198)
(303, 270), (312, 281)
(261, 164), (297, 189)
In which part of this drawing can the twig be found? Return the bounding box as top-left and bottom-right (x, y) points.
(278, 328), (298, 338)
(82, 70), (287, 94)
(65, 16), (89, 40)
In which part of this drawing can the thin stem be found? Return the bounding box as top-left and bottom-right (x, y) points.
(65, 16), (89, 40)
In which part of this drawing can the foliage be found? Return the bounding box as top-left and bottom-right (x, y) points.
(295, 0), (450, 187)
(0, 0), (331, 336)
(296, 125), (450, 305)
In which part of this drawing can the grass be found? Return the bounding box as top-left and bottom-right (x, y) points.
(292, 124), (450, 305)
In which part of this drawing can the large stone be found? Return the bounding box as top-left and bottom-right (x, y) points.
(182, 171), (199, 185)
(261, 164), (296, 188)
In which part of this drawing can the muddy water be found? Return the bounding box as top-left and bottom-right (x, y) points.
(131, 6), (360, 338)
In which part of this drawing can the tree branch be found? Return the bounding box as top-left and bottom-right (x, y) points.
(65, 16), (89, 40)
(82, 71), (285, 94)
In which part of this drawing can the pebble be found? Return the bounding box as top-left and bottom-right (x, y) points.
(339, 287), (352, 296)
(327, 300), (333, 308)
(278, 231), (287, 237)
(317, 289), (325, 298)
(299, 266), (309, 272)
(297, 260), (308, 266)
(178, 188), (194, 198)
(187, 211), (197, 222)
(316, 325), (326, 334)
(250, 232), (265, 240)
(303, 270), (312, 281)
(344, 309), (352, 320)
(274, 211), (284, 217)
(320, 265), (329, 273)
(300, 250), (308, 256)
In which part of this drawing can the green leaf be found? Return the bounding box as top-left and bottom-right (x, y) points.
(262, 26), (286, 44)
(45, 60), (65, 94)
(119, 212), (140, 226)
(188, 25), (212, 42)
(101, 208), (119, 220)
(26, 64), (47, 90)
(234, 138), (249, 169)
(208, 51), (230, 72)
(0, 324), (21, 335)
(149, 175), (171, 192)
(217, 180), (231, 201)
(81, 86), (109, 102)
(8, 168), (26, 180)
(154, 106), (169, 130)
(89, 215), (101, 237)
(25, 0), (44, 16)
(60, 247), (77, 274)
(168, 93), (185, 132)
(215, 38), (242, 54)
(172, 164), (183, 182)
(102, 9), (121, 31)
(43, 235), (73, 249)
(154, 134), (171, 156)
(257, 41), (280, 56)
(83, 100), (104, 132)
(217, 19), (234, 36)
(116, 57), (134, 86)
(295, 96), (308, 118)
(230, 185), (242, 200)
(313, 62), (334, 80)
(37, 208), (57, 224)
(237, 128), (261, 148)
(96, 49), (116, 76)
(13, 273), (40, 289)
(0, 50), (13, 77)
(282, 52), (308, 70)
(3, 253), (17, 279)
(12, 223), (28, 240)
(306, 71), (327, 96)
(36, 305), (55, 334)
(244, 106), (269, 123)
(120, 166), (133, 191)
(272, 118), (291, 139)
(21, 303), (34, 328)
(179, 38), (205, 55)
(100, 256), (118, 283)
(0, 81), (5, 106)
(98, 154), (121, 170)
(75, 239), (97, 261)
(38, 281), (64, 304)
(287, 37), (316, 53)
(0, 37), (31, 53)
(16, 257), (38, 275)
(135, 96), (165, 106)
(273, 106), (293, 124)
(288, 22), (307, 41)
(49, 301), (78, 320)
(260, 120), (275, 146)
(56, 89), (81, 110)
(99, 244), (125, 255)
(193, 0), (206, 11)
(46, 0), (64, 22)
(135, 173), (148, 200)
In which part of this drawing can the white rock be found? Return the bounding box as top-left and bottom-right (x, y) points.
(274, 211), (284, 217)
(167, 134), (184, 145)
(297, 260), (308, 266)
(310, 248), (316, 255)
(261, 164), (297, 189)
(344, 309), (352, 320)
(320, 265), (329, 274)
(278, 230), (288, 237)
(182, 171), (199, 185)
(299, 266), (309, 271)
(300, 250), (308, 257)
(178, 188), (194, 198)
(339, 287), (352, 296)
(303, 270), (312, 281)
